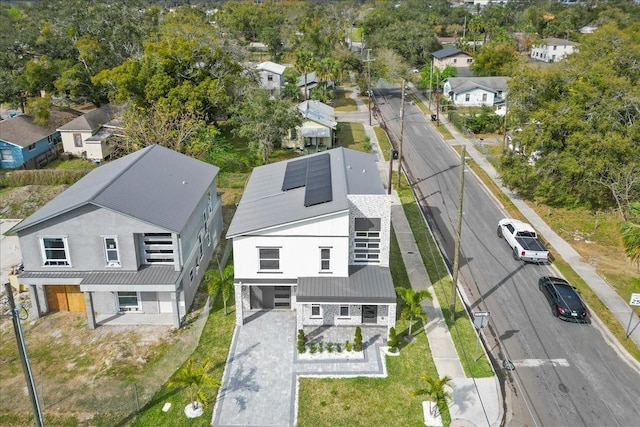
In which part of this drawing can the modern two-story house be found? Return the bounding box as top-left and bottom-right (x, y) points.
(11, 144), (223, 329)
(226, 147), (397, 333)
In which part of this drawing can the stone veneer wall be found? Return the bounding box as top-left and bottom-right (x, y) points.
(297, 303), (396, 330)
(347, 194), (391, 267)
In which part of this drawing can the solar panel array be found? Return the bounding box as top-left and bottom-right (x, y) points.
(281, 153), (333, 207)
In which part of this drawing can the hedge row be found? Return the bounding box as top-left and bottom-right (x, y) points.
(0, 169), (92, 187)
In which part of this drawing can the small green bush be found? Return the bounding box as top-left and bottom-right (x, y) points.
(336, 343), (343, 353)
(297, 329), (306, 353)
(345, 341), (353, 352)
(318, 342), (324, 353)
(388, 327), (398, 352)
(309, 343), (317, 354)
(326, 342), (334, 353)
(354, 327), (363, 352)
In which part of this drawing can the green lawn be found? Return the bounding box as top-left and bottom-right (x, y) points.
(297, 228), (449, 427)
(332, 90), (358, 112)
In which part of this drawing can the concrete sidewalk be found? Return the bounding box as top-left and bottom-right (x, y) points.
(408, 85), (640, 353)
(341, 86), (503, 426)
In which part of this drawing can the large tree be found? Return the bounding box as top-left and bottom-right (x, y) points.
(501, 23), (640, 210)
(230, 90), (302, 164)
(470, 42), (520, 76)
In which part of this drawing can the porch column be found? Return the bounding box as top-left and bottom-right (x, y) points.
(234, 283), (244, 326)
(171, 291), (181, 328)
(84, 292), (96, 329)
(27, 285), (42, 320)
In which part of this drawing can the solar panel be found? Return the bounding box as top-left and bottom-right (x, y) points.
(304, 153), (332, 207)
(282, 158), (308, 191)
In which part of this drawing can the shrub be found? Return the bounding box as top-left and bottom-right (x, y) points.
(326, 342), (334, 353)
(345, 341), (353, 352)
(297, 329), (306, 354)
(336, 343), (343, 353)
(363, 136), (372, 152)
(309, 343), (317, 354)
(318, 342), (324, 353)
(354, 326), (363, 352)
(388, 327), (398, 352)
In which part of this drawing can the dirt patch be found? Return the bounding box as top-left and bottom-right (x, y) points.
(0, 185), (68, 219)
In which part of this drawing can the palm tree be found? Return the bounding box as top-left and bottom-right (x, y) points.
(294, 49), (315, 100)
(395, 287), (431, 336)
(206, 264), (234, 315)
(412, 374), (453, 417)
(168, 357), (219, 412)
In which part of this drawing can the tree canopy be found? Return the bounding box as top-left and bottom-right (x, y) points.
(501, 23), (640, 211)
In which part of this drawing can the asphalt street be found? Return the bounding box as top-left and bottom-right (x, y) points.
(374, 81), (640, 427)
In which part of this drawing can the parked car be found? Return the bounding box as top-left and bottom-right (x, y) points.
(497, 218), (549, 263)
(538, 276), (590, 323)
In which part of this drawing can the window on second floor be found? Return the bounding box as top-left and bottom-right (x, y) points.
(267, 74), (273, 81)
(73, 133), (83, 147)
(259, 248), (280, 270)
(290, 128), (297, 140)
(142, 233), (174, 264)
(553, 45), (557, 50)
(465, 94), (470, 102)
(41, 237), (70, 266)
(27, 143), (36, 151)
(320, 248), (331, 271)
(453, 58), (457, 63)
(103, 237), (121, 267)
(482, 93), (487, 102)
(354, 218), (381, 264)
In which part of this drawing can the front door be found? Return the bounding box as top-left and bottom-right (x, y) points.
(46, 285), (86, 312)
(362, 305), (377, 324)
(250, 286), (274, 309)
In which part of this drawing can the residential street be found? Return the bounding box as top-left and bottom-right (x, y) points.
(373, 81), (640, 426)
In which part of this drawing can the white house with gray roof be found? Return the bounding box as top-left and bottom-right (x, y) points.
(57, 104), (123, 163)
(443, 76), (509, 107)
(530, 37), (579, 63)
(10, 144), (223, 329)
(226, 147), (397, 333)
(285, 100), (337, 150)
(256, 61), (287, 95)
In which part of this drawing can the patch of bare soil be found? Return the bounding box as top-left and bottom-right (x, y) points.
(0, 185), (68, 219)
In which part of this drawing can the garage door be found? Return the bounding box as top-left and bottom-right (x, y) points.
(46, 285), (86, 312)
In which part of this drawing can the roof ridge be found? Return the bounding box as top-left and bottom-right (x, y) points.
(88, 145), (155, 203)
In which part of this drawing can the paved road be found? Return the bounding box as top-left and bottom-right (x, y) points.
(374, 81), (640, 426)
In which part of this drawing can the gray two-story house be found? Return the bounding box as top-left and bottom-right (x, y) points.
(11, 144), (223, 328)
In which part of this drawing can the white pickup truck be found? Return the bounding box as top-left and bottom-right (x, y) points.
(497, 218), (549, 263)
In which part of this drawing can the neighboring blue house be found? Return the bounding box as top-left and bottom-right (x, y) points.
(0, 108), (82, 169)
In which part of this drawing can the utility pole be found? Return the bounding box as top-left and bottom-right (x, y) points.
(3, 283), (44, 427)
(397, 78), (406, 189)
(450, 146), (466, 322)
(502, 97), (509, 150)
(387, 149), (394, 195)
(435, 73), (441, 126)
(366, 48), (373, 126)
(429, 60), (434, 110)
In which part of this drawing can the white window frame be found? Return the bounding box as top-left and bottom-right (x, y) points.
(0, 149), (13, 161)
(320, 247), (331, 271)
(117, 291), (141, 312)
(40, 236), (71, 266)
(339, 305), (349, 317)
(311, 305), (322, 318)
(258, 247), (280, 271)
(103, 236), (121, 267)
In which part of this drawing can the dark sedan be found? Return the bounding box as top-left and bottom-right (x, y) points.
(538, 276), (590, 323)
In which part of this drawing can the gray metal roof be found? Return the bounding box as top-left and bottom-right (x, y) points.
(432, 46), (470, 59)
(56, 104), (121, 132)
(17, 264), (180, 286)
(445, 77), (509, 94)
(298, 100), (337, 129)
(11, 144), (219, 234)
(297, 265), (396, 303)
(226, 147), (384, 238)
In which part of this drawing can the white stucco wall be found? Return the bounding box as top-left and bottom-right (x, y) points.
(453, 89), (497, 106)
(232, 212), (351, 279)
